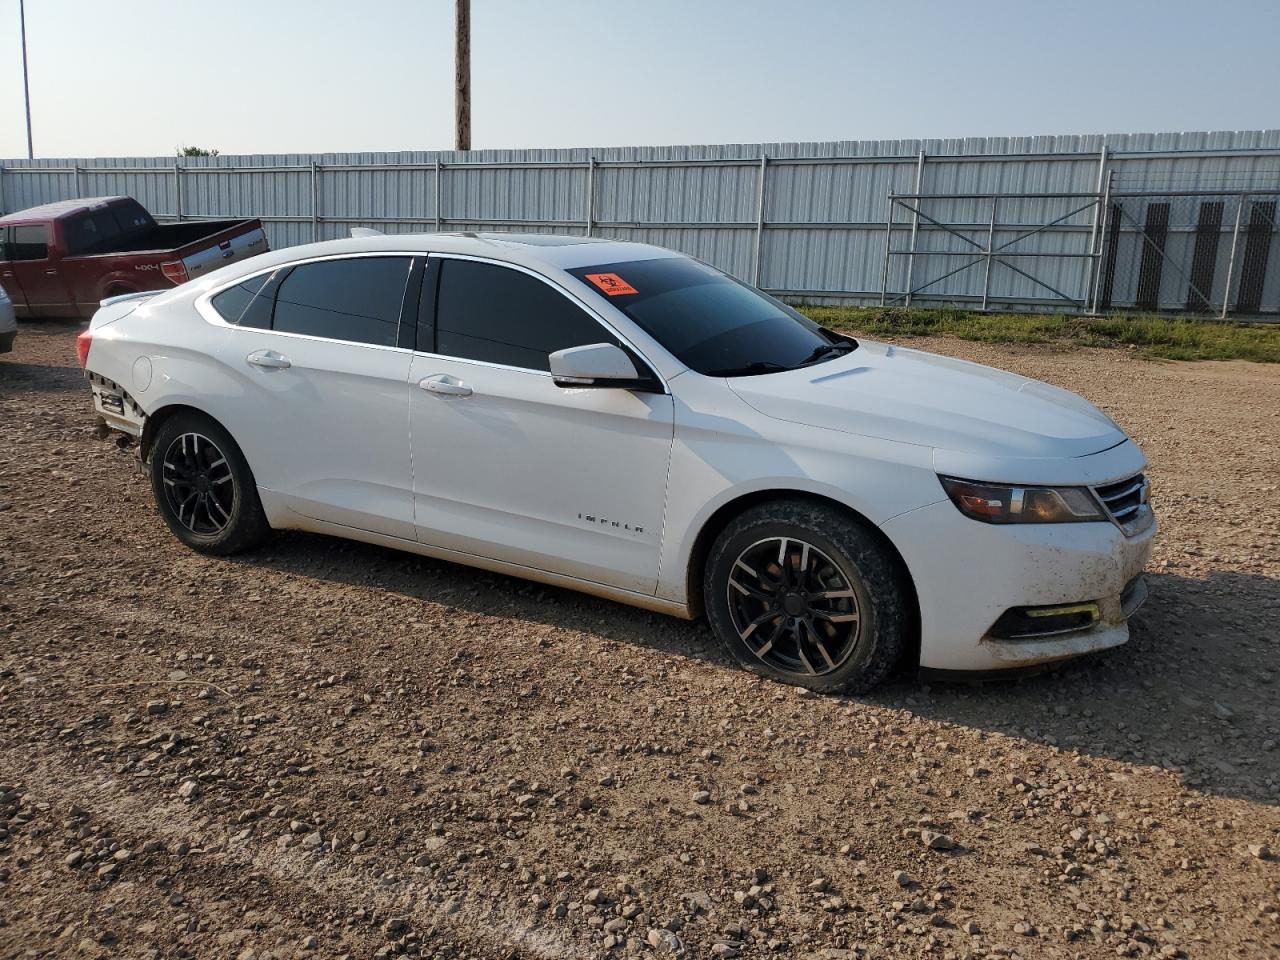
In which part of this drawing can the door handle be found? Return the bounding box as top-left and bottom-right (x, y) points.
(419, 374), (472, 398)
(45, 269), (58, 276)
(246, 350), (291, 370)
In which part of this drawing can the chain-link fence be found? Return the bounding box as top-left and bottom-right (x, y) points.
(1099, 191), (1279, 317)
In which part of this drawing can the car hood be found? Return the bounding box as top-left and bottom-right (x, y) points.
(726, 341), (1125, 459)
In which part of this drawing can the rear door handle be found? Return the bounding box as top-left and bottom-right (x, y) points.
(419, 374), (472, 398)
(246, 350), (291, 370)
(45, 269), (58, 276)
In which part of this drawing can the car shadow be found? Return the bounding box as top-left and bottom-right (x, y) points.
(232, 532), (1280, 807)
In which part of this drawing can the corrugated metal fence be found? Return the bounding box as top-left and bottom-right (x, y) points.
(3, 129), (1279, 314)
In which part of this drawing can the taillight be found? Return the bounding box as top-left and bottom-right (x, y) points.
(76, 329), (93, 369)
(160, 260), (189, 285)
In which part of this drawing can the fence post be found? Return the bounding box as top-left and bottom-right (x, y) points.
(173, 161), (183, 221)
(903, 150), (926, 307)
(1083, 146), (1108, 309)
(434, 158), (443, 232)
(880, 196), (895, 306)
(1089, 171), (1114, 314)
(73, 165), (82, 199)
(584, 155), (595, 237)
(753, 154), (768, 286)
(981, 197), (998, 311)
(310, 161), (319, 242)
(1220, 192), (1248, 319)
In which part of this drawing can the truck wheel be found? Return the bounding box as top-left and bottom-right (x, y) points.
(149, 411), (271, 555)
(704, 499), (906, 694)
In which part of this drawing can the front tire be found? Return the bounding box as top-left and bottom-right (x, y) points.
(149, 411), (270, 555)
(704, 499), (906, 693)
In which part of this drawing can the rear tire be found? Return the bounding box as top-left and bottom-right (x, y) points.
(704, 499), (906, 694)
(149, 411), (271, 555)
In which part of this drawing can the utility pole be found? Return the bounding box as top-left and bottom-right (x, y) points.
(19, 0), (34, 158)
(454, 0), (470, 152)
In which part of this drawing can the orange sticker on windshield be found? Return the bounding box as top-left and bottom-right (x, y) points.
(584, 272), (638, 296)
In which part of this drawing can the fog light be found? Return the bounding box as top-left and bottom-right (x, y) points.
(988, 602), (1100, 640)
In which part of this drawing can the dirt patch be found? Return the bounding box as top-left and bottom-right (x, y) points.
(1, 322), (1278, 959)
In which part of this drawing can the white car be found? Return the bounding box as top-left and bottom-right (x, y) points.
(0, 284), (15, 353)
(78, 234), (1155, 691)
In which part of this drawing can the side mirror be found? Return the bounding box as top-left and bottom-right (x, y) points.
(550, 343), (653, 389)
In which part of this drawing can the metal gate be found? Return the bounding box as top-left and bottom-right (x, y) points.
(880, 190), (1105, 312)
(881, 186), (1280, 318)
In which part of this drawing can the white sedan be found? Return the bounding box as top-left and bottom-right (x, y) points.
(78, 233), (1155, 691)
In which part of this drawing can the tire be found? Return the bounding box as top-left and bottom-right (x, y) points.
(704, 499), (906, 694)
(149, 411), (271, 555)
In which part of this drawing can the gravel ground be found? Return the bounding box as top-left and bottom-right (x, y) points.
(1, 321), (1277, 960)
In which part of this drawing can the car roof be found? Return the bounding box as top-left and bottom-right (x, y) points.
(204, 232), (684, 281)
(0, 196), (129, 225)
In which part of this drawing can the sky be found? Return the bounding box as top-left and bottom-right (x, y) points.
(1, 0), (1278, 159)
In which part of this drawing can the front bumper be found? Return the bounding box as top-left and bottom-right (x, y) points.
(883, 497), (1156, 672)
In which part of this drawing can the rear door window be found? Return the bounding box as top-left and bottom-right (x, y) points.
(272, 257), (411, 346)
(433, 258), (616, 370)
(64, 210), (124, 255)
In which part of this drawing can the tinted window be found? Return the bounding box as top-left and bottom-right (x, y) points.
(7, 225), (49, 261)
(434, 259), (615, 371)
(211, 271), (276, 328)
(567, 258), (851, 377)
(64, 210), (124, 255)
(272, 257), (410, 346)
(109, 200), (154, 234)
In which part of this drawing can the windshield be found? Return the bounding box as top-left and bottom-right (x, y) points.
(567, 258), (854, 376)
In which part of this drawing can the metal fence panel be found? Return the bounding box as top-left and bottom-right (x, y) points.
(2, 129), (1278, 315)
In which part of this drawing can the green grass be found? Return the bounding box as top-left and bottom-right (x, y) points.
(796, 305), (1280, 363)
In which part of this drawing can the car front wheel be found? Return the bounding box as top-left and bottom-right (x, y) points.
(704, 499), (907, 693)
(149, 411), (271, 555)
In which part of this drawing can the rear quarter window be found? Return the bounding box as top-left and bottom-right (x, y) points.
(211, 271), (277, 328)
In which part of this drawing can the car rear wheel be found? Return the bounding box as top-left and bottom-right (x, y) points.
(149, 411), (270, 555)
(704, 499), (906, 693)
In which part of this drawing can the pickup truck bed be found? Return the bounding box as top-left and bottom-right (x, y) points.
(0, 196), (268, 319)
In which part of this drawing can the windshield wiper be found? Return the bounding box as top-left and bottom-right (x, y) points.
(796, 341), (855, 367)
(705, 361), (793, 377)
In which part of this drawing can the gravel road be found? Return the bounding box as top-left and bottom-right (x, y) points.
(1, 322), (1277, 959)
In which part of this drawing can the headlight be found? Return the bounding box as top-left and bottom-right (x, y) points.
(938, 476), (1105, 524)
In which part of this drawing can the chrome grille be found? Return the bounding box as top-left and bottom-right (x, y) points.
(1093, 472), (1151, 534)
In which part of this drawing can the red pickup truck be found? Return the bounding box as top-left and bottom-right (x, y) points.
(0, 196), (268, 319)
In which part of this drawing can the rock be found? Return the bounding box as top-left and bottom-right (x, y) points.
(64, 850), (84, 868)
(692, 791), (711, 805)
(646, 928), (683, 953)
(300, 935), (318, 950)
(145, 700), (167, 715)
(963, 920), (981, 935)
(177, 779), (201, 800)
(893, 870), (913, 887)
(1012, 921), (1036, 936)
(384, 918), (407, 935)
(1247, 843), (1272, 860)
(301, 831), (324, 850)
(920, 829), (956, 851)
(807, 877), (829, 893)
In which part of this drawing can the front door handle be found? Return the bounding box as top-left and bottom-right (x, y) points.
(246, 350), (291, 370)
(419, 374), (472, 398)
(45, 269), (58, 276)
